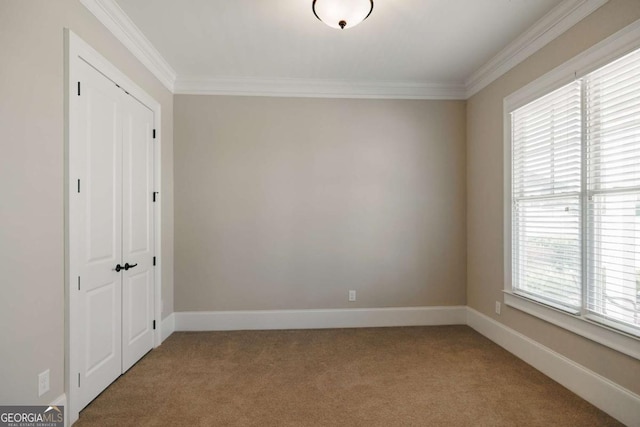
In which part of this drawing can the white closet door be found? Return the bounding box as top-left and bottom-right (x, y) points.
(121, 94), (155, 372)
(76, 60), (123, 410)
(74, 60), (155, 410)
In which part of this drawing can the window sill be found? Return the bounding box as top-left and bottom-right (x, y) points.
(503, 291), (640, 360)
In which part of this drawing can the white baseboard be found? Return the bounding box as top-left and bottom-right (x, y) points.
(174, 306), (467, 331)
(466, 307), (640, 427)
(161, 313), (175, 342)
(50, 394), (68, 427)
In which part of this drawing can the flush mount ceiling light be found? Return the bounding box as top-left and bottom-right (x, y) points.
(312, 0), (374, 30)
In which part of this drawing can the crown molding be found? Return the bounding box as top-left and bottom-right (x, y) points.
(174, 76), (467, 100)
(80, 0), (177, 92)
(465, 0), (609, 98)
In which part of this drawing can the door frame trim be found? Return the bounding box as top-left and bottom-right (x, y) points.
(64, 29), (162, 425)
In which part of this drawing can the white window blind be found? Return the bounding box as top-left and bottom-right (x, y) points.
(585, 49), (640, 330)
(511, 47), (640, 336)
(512, 81), (583, 311)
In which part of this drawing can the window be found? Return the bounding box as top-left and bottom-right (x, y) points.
(512, 81), (583, 313)
(584, 53), (640, 332)
(507, 46), (640, 346)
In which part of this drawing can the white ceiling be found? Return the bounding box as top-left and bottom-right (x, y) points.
(95, 0), (606, 97)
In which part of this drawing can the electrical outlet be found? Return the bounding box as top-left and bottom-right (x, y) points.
(38, 369), (50, 397)
(348, 290), (356, 302)
(495, 301), (501, 315)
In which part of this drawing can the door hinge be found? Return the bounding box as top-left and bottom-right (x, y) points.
(78, 373), (81, 387)
(153, 129), (156, 139)
(78, 276), (81, 291)
(77, 179), (81, 193)
(153, 192), (158, 202)
(77, 81), (81, 96)
(153, 256), (156, 266)
(153, 320), (156, 330)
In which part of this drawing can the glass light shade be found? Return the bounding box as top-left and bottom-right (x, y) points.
(312, 0), (373, 30)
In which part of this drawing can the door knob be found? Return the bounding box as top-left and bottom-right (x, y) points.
(115, 264), (123, 272)
(124, 263), (138, 271)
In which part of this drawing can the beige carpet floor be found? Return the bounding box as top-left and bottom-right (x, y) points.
(75, 326), (621, 426)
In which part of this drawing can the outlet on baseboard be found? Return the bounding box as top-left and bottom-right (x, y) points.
(495, 301), (501, 315)
(348, 290), (356, 302)
(38, 369), (50, 397)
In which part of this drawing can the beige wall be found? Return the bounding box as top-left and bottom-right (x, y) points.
(175, 96), (466, 311)
(467, 0), (640, 395)
(0, 0), (174, 405)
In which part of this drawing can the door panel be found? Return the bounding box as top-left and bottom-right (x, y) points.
(126, 115), (151, 255)
(85, 281), (119, 375)
(125, 271), (151, 342)
(76, 60), (123, 411)
(121, 93), (155, 372)
(85, 87), (120, 263)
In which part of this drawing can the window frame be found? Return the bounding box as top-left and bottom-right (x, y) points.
(503, 19), (640, 361)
